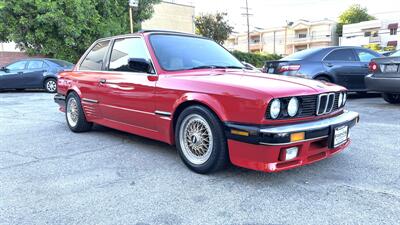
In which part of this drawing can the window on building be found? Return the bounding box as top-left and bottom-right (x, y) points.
(298, 33), (307, 39)
(109, 38), (150, 73)
(390, 28), (397, 35)
(364, 31), (371, 37)
(324, 49), (356, 61)
(80, 40), (110, 71)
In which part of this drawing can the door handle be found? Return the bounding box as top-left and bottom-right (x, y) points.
(99, 79), (106, 84)
(18, 72), (23, 75)
(325, 63), (334, 67)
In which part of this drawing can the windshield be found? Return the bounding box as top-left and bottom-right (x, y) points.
(48, 59), (74, 68)
(391, 50), (400, 57)
(282, 48), (322, 60)
(149, 34), (244, 71)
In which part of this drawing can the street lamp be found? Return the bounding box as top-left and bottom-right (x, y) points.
(128, 0), (139, 33)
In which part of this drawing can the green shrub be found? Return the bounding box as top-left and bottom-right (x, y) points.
(231, 50), (282, 68)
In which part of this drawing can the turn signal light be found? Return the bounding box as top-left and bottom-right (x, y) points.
(231, 129), (249, 136)
(290, 132), (305, 142)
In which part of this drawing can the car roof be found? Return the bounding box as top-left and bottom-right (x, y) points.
(94, 30), (205, 42)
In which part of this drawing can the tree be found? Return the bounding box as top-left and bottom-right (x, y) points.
(336, 4), (375, 37)
(195, 12), (233, 45)
(0, 0), (160, 62)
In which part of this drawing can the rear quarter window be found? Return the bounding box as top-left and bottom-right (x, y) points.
(80, 40), (110, 71)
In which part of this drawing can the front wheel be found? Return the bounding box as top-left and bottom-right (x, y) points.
(382, 93), (400, 104)
(44, 78), (57, 93)
(66, 92), (93, 132)
(175, 105), (229, 174)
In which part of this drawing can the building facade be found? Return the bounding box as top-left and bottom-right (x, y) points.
(141, 1), (195, 33)
(340, 19), (399, 50)
(225, 19), (338, 56)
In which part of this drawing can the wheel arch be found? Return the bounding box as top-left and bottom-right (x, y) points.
(169, 93), (228, 145)
(314, 73), (336, 83)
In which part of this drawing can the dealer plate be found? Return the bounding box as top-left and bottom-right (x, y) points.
(333, 125), (348, 148)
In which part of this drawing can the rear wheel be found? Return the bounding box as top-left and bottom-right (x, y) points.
(44, 78), (57, 93)
(382, 93), (400, 104)
(66, 92), (93, 132)
(175, 105), (229, 174)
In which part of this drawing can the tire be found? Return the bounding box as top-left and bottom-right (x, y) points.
(44, 78), (57, 93)
(65, 92), (93, 132)
(175, 105), (229, 174)
(382, 93), (400, 104)
(315, 76), (332, 83)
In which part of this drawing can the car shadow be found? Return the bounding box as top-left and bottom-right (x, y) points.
(0, 89), (47, 93)
(348, 92), (380, 99)
(89, 124), (341, 184)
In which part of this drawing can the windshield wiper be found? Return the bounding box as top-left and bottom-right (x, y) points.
(188, 65), (244, 70)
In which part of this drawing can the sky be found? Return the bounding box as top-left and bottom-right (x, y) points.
(169, 0), (400, 32)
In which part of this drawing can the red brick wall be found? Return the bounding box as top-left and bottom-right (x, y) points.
(0, 52), (44, 66)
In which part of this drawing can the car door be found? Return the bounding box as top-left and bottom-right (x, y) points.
(76, 40), (112, 120)
(0, 60), (28, 89)
(97, 37), (157, 130)
(322, 49), (359, 90)
(354, 49), (381, 90)
(24, 60), (48, 88)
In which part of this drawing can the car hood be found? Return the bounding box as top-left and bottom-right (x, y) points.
(167, 69), (345, 98)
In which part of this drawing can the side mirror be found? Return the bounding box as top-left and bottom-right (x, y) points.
(241, 61), (254, 70)
(128, 58), (153, 74)
(0, 66), (9, 73)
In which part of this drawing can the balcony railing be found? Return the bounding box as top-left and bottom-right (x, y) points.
(369, 36), (381, 43)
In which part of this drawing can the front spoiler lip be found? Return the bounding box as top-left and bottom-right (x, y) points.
(225, 110), (360, 146)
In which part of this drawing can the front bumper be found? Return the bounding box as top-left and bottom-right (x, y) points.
(365, 74), (400, 93)
(225, 111), (360, 172)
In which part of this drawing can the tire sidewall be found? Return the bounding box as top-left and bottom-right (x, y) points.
(175, 106), (227, 173)
(66, 92), (89, 132)
(45, 78), (57, 93)
(383, 93), (400, 104)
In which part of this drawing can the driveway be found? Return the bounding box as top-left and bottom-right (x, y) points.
(0, 92), (399, 225)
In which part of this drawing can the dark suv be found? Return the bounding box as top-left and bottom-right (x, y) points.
(263, 47), (382, 92)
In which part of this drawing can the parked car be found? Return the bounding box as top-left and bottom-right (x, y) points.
(381, 50), (398, 57)
(54, 30), (359, 174)
(0, 58), (74, 93)
(365, 50), (400, 104)
(263, 47), (382, 92)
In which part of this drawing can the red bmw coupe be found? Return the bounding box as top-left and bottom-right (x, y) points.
(55, 30), (359, 174)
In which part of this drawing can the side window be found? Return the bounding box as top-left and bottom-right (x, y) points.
(6, 61), (27, 70)
(27, 60), (44, 69)
(109, 38), (150, 73)
(324, 49), (356, 61)
(355, 50), (378, 62)
(80, 40), (110, 71)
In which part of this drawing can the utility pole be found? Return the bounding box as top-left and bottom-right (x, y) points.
(241, 0), (252, 53)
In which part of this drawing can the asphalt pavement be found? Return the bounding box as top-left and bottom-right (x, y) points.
(0, 91), (399, 225)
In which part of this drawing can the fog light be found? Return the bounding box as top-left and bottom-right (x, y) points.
(285, 147), (299, 161)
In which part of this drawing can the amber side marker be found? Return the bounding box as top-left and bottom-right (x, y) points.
(290, 132), (305, 142)
(231, 129), (249, 136)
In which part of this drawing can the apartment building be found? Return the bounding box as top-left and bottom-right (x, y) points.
(340, 19), (399, 50)
(225, 19), (338, 56)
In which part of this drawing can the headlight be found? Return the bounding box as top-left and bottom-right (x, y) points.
(287, 97), (299, 117)
(338, 93), (343, 107)
(270, 99), (281, 119)
(343, 92), (347, 105)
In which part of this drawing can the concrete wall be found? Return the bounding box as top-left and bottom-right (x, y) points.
(141, 1), (195, 33)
